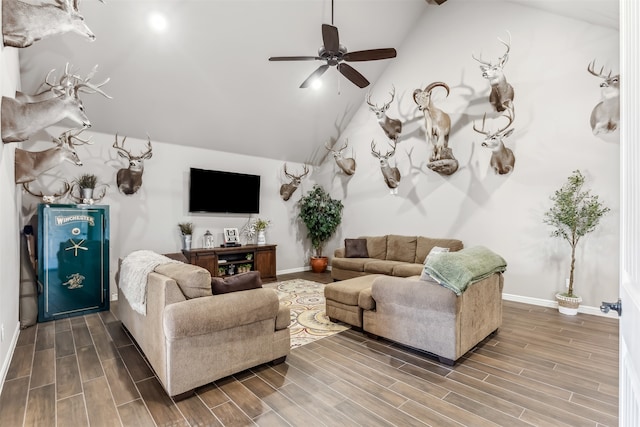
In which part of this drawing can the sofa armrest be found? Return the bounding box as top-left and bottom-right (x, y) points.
(334, 247), (345, 258)
(163, 288), (281, 340)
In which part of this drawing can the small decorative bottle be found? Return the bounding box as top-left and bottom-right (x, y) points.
(203, 230), (214, 249)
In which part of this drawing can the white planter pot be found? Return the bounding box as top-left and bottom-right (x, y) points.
(182, 234), (192, 251)
(555, 293), (582, 316)
(257, 230), (266, 245)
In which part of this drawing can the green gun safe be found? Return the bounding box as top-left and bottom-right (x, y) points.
(37, 204), (110, 322)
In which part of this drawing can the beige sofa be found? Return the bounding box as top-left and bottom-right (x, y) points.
(326, 244), (505, 364)
(331, 235), (463, 281)
(116, 260), (290, 398)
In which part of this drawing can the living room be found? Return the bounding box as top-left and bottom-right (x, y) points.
(0, 0), (634, 425)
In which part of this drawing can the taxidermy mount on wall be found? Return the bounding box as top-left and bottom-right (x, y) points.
(413, 82), (458, 176)
(371, 140), (401, 194)
(279, 163), (309, 201)
(113, 133), (153, 195)
(472, 31), (514, 112)
(325, 140), (356, 176)
(1, 63), (110, 143)
(473, 103), (516, 175)
(587, 60), (619, 136)
(14, 128), (89, 184)
(2, 0), (103, 48)
(366, 86), (402, 141)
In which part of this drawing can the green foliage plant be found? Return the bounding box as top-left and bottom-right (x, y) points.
(178, 222), (193, 235)
(298, 185), (344, 257)
(76, 173), (98, 189)
(543, 170), (610, 298)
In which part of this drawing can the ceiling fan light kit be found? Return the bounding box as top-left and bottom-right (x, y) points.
(269, 1), (397, 89)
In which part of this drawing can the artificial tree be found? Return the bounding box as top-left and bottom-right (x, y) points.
(543, 170), (610, 312)
(298, 185), (343, 272)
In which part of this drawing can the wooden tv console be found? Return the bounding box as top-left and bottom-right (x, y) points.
(182, 244), (277, 283)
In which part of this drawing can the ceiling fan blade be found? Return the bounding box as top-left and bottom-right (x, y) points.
(343, 48), (397, 62)
(300, 64), (330, 88)
(322, 24), (340, 53)
(269, 56), (321, 61)
(337, 63), (370, 88)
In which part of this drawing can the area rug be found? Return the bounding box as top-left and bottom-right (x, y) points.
(265, 279), (349, 348)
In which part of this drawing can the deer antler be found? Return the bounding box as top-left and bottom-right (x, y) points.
(58, 128), (93, 146)
(371, 140), (397, 158)
(497, 31), (511, 66)
(587, 59), (613, 79)
(23, 181), (70, 202)
(284, 163), (309, 180)
(113, 133), (131, 158)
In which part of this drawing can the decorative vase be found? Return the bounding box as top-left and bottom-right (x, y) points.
(257, 230), (266, 245)
(555, 293), (582, 316)
(182, 234), (192, 251)
(81, 188), (94, 201)
(310, 256), (328, 273)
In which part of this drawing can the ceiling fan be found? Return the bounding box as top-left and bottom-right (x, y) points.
(268, 0), (397, 89)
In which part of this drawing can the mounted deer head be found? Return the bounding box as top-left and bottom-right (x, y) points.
(2, 0), (104, 48)
(14, 128), (91, 184)
(371, 140), (401, 194)
(472, 31), (514, 112)
(113, 133), (153, 195)
(22, 180), (71, 203)
(587, 60), (620, 135)
(325, 140), (356, 176)
(473, 105), (516, 175)
(366, 85), (402, 141)
(1, 63), (111, 143)
(279, 163), (309, 201)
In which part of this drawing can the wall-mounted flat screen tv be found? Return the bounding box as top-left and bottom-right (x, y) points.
(189, 168), (260, 214)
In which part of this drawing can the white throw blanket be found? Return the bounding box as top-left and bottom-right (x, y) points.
(119, 250), (181, 315)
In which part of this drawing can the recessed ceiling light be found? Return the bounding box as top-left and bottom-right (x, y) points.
(148, 12), (168, 32)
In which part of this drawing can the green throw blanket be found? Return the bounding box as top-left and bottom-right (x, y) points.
(424, 246), (507, 296)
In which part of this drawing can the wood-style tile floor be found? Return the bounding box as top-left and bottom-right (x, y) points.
(0, 271), (619, 426)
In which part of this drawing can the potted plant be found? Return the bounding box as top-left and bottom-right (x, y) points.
(178, 222), (193, 250)
(543, 170), (610, 315)
(253, 218), (271, 245)
(75, 173), (98, 200)
(298, 184), (344, 273)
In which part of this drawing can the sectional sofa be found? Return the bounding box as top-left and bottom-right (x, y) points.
(331, 234), (463, 281)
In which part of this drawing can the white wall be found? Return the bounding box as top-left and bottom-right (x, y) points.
(0, 43), (21, 388)
(314, 0), (620, 309)
(21, 127), (317, 300)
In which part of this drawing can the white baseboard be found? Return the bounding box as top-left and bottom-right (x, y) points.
(502, 293), (620, 319)
(0, 321), (21, 397)
(276, 265), (333, 275)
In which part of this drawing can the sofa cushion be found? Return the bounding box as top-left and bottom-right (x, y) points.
(154, 262), (212, 299)
(324, 275), (380, 306)
(331, 257), (367, 272)
(386, 235), (417, 263)
(364, 260), (405, 275)
(211, 271), (262, 295)
(414, 237), (464, 264)
(344, 238), (369, 258)
(392, 263), (424, 277)
(363, 235), (388, 259)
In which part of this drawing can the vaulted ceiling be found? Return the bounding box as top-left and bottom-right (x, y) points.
(16, 0), (618, 164)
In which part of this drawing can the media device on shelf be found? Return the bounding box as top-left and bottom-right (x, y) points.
(189, 168), (260, 214)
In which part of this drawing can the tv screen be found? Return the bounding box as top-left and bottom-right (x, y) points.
(189, 168), (260, 214)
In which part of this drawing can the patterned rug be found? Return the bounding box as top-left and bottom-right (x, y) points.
(265, 279), (350, 348)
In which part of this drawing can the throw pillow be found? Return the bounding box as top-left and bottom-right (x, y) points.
(211, 271), (263, 295)
(344, 238), (369, 258)
(419, 246), (449, 282)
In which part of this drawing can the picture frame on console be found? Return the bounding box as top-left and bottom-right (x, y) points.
(223, 228), (241, 247)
